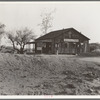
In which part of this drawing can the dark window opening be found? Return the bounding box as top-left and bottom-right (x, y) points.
(72, 43), (76, 48)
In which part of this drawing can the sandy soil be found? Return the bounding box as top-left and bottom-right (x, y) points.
(0, 53), (100, 95)
(79, 57), (100, 63)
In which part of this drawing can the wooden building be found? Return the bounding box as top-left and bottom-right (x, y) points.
(26, 28), (90, 54)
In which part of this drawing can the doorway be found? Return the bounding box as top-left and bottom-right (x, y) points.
(68, 42), (77, 54)
(42, 42), (52, 54)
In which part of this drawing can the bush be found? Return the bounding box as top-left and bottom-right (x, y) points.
(89, 43), (100, 52)
(79, 52), (100, 57)
(92, 49), (100, 53)
(0, 46), (14, 53)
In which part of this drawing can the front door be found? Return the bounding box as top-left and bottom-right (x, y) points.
(42, 42), (52, 54)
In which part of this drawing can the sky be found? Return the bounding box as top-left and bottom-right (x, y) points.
(0, 1), (100, 45)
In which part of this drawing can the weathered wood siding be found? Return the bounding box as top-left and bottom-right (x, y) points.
(51, 30), (90, 54)
(30, 28), (90, 54)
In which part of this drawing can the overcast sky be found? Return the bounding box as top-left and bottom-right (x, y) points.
(0, 1), (100, 45)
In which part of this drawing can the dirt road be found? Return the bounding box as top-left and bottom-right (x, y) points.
(79, 57), (100, 63)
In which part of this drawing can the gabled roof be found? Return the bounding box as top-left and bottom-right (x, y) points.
(35, 28), (90, 41)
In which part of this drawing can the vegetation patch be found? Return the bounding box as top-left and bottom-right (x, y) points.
(0, 54), (100, 95)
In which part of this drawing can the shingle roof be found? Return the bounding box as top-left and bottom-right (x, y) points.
(35, 28), (90, 41)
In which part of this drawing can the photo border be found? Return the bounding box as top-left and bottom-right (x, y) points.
(0, 0), (100, 100)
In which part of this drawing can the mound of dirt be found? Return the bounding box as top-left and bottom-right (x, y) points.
(0, 53), (100, 95)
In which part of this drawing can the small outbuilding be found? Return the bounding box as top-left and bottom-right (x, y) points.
(26, 28), (90, 54)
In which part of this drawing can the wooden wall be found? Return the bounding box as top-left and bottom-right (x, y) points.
(34, 30), (89, 54)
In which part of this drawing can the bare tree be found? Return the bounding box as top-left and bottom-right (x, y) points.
(6, 27), (35, 54)
(0, 23), (5, 41)
(39, 9), (56, 36)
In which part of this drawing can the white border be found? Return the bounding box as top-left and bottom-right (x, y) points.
(0, 1), (100, 4)
(0, 1), (100, 99)
(0, 95), (100, 99)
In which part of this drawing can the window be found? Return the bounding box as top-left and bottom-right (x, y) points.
(43, 43), (46, 48)
(37, 42), (42, 47)
(72, 43), (76, 48)
(55, 43), (59, 48)
(68, 31), (72, 38)
(81, 43), (83, 46)
(55, 44), (57, 48)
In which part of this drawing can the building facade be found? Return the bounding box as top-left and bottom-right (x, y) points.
(27, 28), (90, 54)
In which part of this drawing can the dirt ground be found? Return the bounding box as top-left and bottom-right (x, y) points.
(79, 57), (100, 63)
(0, 53), (100, 95)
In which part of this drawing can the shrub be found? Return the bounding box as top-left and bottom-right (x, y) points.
(79, 52), (100, 57)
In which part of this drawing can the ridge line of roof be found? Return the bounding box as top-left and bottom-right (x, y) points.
(72, 28), (90, 40)
(35, 27), (73, 40)
(35, 27), (90, 40)
(48, 27), (73, 33)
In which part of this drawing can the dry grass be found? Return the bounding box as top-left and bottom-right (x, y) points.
(79, 52), (100, 57)
(0, 53), (100, 95)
